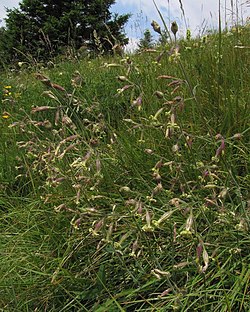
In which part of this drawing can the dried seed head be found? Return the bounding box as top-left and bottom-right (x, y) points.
(232, 133), (242, 140)
(171, 21), (178, 35)
(218, 187), (228, 199)
(159, 288), (172, 297)
(151, 20), (161, 34)
(202, 248), (209, 273)
(152, 172), (161, 183)
(152, 183), (163, 196)
(155, 159), (164, 169)
(54, 203), (67, 212)
(185, 213), (194, 232)
(31, 106), (53, 113)
(96, 158), (101, 173)
(117, 75), (128, 82)
(62, 115), (73, 126)
(136, 201), (143, 215)
(119, 186), (132, 193)
(154, 91), (164, 99)
(172, 144), (179, 153)
(42, 91), (58, 100)
(51, 83), (65, 92)
(196, 242), (203, 260)
(153, 210), (173, 228)
(152, 268), (170, 278)
(215, 139), (225, 158)
(132, 96), (142, 110)
(144, 148), (154, 155)
(215, 133), (223, 140)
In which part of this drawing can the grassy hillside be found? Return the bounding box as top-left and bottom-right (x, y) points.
(0, 23), (250, 311)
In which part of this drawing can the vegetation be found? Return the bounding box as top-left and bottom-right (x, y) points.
(0, 0), (129, 63)
(138, 29), (155, 50)
(0, 2), (250, 311)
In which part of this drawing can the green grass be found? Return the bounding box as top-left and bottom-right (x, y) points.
(0, 21), (250, 311)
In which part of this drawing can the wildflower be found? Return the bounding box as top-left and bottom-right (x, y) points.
(2, 112), (10, 119)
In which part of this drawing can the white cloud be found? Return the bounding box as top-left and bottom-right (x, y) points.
(120, 0), (250, 37)
(124, 37), (140, 52)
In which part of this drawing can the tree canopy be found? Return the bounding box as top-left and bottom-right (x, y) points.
(2, 0), (130, 62)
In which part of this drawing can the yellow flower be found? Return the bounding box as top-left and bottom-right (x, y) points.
(4, 85), (12, 89)
(2, 112), (10, 119)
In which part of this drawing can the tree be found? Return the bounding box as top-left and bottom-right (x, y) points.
(137, 29), (154, 51)
(3, 0), (130, 62)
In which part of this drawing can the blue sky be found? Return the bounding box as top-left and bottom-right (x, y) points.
(1, 0), (249, 50)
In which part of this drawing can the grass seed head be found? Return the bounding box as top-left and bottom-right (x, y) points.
(171, 21), (178, 36)
(151, 20), (161, 35)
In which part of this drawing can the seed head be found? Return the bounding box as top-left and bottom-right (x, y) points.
(151, 20), (161, 35)
(171, 21), (178, 36)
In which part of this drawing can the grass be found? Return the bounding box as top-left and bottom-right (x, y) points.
(0, 11), (250, 311)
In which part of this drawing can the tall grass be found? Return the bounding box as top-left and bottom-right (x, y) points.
(0, 2), (250, 310)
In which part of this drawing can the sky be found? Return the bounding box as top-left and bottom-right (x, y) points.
(1, 0), (249, 50)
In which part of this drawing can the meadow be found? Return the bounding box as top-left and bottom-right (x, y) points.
(0, 13), (250, 311)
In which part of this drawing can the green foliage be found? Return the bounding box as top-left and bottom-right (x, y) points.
(138, 29), (154, 50)
(2, 0), (130, 63)
(0, 21), (250, 311)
